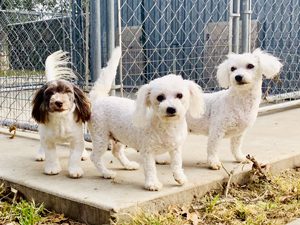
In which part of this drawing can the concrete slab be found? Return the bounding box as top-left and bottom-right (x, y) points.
(1, 108), (300, 225)
(287, 219), (300, 225)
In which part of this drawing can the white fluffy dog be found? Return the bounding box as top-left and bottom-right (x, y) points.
(186, 49), (283, 169)
(88, 51), (204, 190)
(32, 51), (91, 178)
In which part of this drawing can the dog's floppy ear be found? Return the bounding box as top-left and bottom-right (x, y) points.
(132, 84), (151, 127)
(253, 48), (283, 79)
(73, 85), (91, 123)
(185, 80), (205, 118)
(32, 85), (49, 123)
(216, 57), (231, 88)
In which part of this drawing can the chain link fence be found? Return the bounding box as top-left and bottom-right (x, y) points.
(0, 0), (299, 133)
(0, 0), (89, 130)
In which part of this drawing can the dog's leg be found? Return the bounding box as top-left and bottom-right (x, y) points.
(231, 134), (247, 163)
(207, 129), (224, 170)
(170, 148), (187, 185)
(81, 148), (90, 161)
(69, 138), (84, 178)
(90, 136), (116, 179)
(35, 145), (45, 161)
(143, 152), (162, 191)
(43, 140), (61, 175)
(112, 142), (139, 170)
(155, 152), (170, 165)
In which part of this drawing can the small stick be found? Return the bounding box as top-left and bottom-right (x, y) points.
(221, 163), (234, 198)
(246, 154), (265, 175)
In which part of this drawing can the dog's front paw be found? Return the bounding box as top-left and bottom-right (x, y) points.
(144, 181), (163, 191)
(173, 172), (188, 185)
(235, 154), (249, 164)
(69, 166), (84, 178)
(208, 158), (222, 170)
(35, 153), (45, 161)
(44, 163), (61, 175)
(102, 170), (117, 179)
(155, 154), (170, 165)
(209, 163), (221, 170)
(124, 161), (140, 170)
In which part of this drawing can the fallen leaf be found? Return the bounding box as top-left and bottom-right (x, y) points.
(9, 125), (16, 139)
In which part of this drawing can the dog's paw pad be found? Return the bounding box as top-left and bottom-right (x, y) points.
(124, 161), (140, 170)
(174, 173), (188, 185)
(44, 164), (61, 175)
(144, 181), (163, 191)
(35, 153), (45, 161)
(209, 163), (222, 170)
(102, 171), (116, 179)
(69, 167), (84, 178)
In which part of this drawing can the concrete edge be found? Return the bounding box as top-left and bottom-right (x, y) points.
(1, 149), (300, 224)
(1, 179), (113, 225)
(114, 153), (300, 222)
(258, 103), (300, 117)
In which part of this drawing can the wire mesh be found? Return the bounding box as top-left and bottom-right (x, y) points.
(0, 0), (299, 133)
(0, 0), (88, 131)
(119, 0), (230, 96)
(251, 0), (300, 102)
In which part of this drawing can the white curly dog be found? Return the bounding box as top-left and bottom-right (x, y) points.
(186, 48), (283, 169)
(88, 47), (205, 191)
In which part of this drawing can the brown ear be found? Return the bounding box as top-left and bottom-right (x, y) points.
(73, 85), (91, 123)
(32, 85), (49, 123)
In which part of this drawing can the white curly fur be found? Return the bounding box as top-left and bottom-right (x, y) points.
(88, 73), (204, 191)
(187, 48), (283, 170)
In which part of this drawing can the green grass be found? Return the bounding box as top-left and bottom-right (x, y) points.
(0, 183), (84, 225)
(118, 169), (300, 225)
(0, 70), (43, 77)
(11, 200), (44, 225)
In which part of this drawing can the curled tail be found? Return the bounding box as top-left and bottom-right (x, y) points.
(89, 46), (122, 101)
(45, 50), (76, 82)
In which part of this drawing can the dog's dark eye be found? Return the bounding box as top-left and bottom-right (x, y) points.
(156, 94), (165, 102)
(65, 88), (72, 93)
(176, 93), (183, 99)
(246, 63), (255, 69)
(231, 66), (237, 72)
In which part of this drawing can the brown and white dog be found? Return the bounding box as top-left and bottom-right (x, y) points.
(32, 51), (91, 178)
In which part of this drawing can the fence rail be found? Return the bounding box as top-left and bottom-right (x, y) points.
(0, 0), (299, 133)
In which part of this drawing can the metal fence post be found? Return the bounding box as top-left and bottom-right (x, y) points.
(107, 0), (116, 95)
(241, 0), (251, 53)
(90, 0), (101, 82)
(117, 0), (123, 97)
(71, 0), (85, 83)
(232, 0), (240, 53)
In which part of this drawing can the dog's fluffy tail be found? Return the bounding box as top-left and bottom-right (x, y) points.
(89, 46), (121, 101)
(45, 50), (76, 82)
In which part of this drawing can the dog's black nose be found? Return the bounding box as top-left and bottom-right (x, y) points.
(55, 101), (63, 108)
(235, 75), (243, 82)
(166, 107), (176, 115)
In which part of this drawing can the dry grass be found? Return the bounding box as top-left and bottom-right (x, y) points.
(119, 168), (300, 225)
